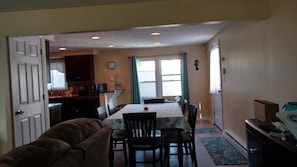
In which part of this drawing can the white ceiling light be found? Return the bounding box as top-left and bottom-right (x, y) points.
(59, 47), (66, 51)
(91, 36), (100, 40)
(151, 32), (160, 36)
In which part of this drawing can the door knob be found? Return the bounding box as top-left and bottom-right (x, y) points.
(15, 110), (24, 115)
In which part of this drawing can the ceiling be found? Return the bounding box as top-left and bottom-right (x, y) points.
(49, 22), (228, 52)
(0, 0), (229, 52)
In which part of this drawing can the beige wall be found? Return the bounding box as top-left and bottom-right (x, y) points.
(0, 0), (268, 36)
(0, 37), (13, 153)
(209, 0), (297, 147)
(93, 45), (211, 117)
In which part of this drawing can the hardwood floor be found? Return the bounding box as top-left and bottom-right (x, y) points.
(112, 119), (248, 167)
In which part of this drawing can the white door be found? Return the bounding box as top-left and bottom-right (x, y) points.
(210, 43), (223, 130)
(9, 36), (46, 147)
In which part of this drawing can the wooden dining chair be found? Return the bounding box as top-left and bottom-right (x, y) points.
(107, 103), (127, 116)
(97, 106), (108, 121)
(123, 112), (163, 167)
(161, 104), (198, 167)
(144, 98), (165, 104)
(181, 99), (188, 115)
(96, 106), (128, 166)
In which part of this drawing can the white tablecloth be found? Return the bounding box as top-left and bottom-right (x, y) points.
(103, 103), (191, 131)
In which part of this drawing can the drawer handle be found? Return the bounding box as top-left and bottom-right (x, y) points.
(249, 148), (260, 153)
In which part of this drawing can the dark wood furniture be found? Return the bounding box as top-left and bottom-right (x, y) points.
(144, 98), (165, 104)
(245, 119), (297, 167)
(123, 112), (163, 167)
(97, 106), (128, 166)
(65, 55), (94, 82)
(162, 104), (198, 167)
(49, 96), (99, 121)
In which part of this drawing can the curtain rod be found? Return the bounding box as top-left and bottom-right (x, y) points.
(128, 52), (186, 59)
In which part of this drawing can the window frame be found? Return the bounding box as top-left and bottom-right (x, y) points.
(48, 58), (67, 90)
(138, 55), (182, 100)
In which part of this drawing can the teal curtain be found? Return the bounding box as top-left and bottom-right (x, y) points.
(181, 52), (190, 104)
(130, 56), (141, 104)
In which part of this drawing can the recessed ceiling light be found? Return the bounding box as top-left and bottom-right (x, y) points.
(154, 42), (160, 45)
(91, 36), (100, 40)
(151, 32), (160, 36)
(108, 45), (114, 48)
(59, 47), (66, 51)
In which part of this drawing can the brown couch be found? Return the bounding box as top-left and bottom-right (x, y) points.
(0, 118), (112, 167)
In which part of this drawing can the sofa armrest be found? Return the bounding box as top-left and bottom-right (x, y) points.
(73, 124), (112, 167)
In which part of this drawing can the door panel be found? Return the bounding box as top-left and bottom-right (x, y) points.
(213, 93), (223, 130)
(9, 36), (46, 147)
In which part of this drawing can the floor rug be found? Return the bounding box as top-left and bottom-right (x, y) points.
(195, 127), (218, 134)
(199, 136), (247, 165)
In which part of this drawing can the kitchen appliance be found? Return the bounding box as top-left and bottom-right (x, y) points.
(96, 83), (107, 93)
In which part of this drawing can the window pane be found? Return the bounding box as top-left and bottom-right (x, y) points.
(161, 59), (181, 75)
(138, 60), (155, 71)
(138, 71), (155, 81)
(139, 82), (156, 99)
(51, 70), (66, 89)
(210, 47), (221, 93)
(162, 81), (181, 96)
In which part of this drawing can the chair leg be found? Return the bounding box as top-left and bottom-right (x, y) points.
(160, 144), (163, 167)
(153, 149), (156, 167)
(178, 142), (183, 167)
(164, 143), (170, 167)
(191, 142), (198, 167)
(123, 140), (128, 165)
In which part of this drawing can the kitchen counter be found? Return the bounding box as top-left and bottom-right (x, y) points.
(49, 95), (99, 100)
(48, 103), (62, 108)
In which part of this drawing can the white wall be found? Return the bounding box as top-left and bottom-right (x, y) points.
(210, 0), (297, 147)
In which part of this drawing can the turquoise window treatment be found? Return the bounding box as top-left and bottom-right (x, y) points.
(181, 52), (190, 104)
(130, 56), (141, 104)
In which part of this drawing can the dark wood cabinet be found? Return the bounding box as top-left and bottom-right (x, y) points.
(49, 96), (99, 121)
(65, 55), (94, 82)
(245, 119), (297, 167)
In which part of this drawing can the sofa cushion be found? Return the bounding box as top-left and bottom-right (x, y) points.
(50, 149), (83, 167)
(39, 118), (104, 146)
(73, 124), (112, 167)
(0, 138), (70, 167)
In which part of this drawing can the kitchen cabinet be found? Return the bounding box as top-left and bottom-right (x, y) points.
(65, 55), (94, 82)
(245, 119), (297, 167)
(49, 96), (99, 121)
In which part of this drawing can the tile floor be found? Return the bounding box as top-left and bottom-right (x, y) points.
(112, 119), (248, 167)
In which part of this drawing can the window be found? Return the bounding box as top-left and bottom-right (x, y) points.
(138, 56), (181, 101)
(48, 59), (67, 90)
(209, 45), (221, 94)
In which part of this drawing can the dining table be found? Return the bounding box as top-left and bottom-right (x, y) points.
(103, 102), (191, 131)
(104, 102), (191, 167)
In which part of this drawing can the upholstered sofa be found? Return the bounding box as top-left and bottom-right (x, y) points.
(0, 117), (112, 167)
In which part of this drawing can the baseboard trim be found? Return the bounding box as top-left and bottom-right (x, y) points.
(223, 131), (248, 158)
